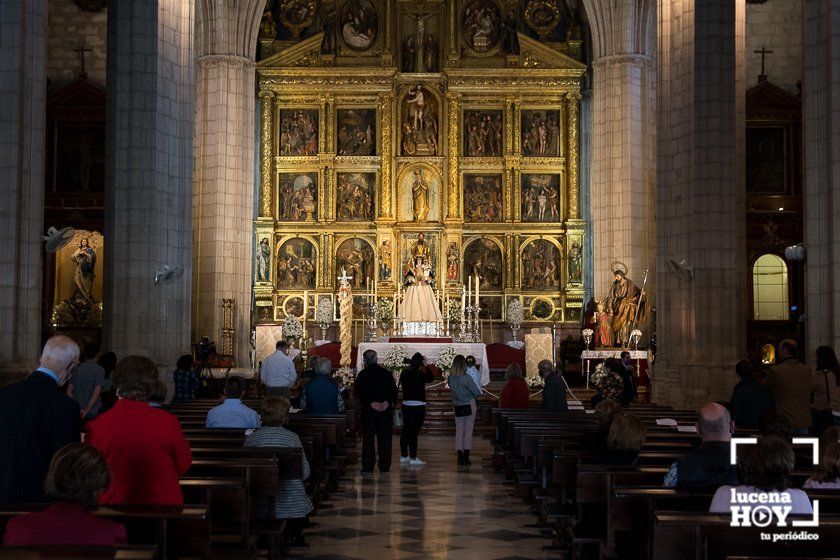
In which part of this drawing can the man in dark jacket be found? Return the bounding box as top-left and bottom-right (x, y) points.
(663, 403), (739, 491)
(302, 358), (344, 415)
(540, 360), (568, 411)
(355, 350), (397, 474)
(618, 351), (638, 405)
(730, 360), (775, 429)
(0, 336), (81, 503)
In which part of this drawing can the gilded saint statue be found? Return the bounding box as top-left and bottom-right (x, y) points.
(409, 232), (431, 261)
(411, 170), (430, 221)
(71, 238), (97, 301)
(605, 269), (645, 347)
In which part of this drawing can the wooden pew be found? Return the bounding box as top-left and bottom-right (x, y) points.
(0, 546), (158, 559)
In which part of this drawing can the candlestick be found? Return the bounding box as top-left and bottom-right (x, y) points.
(474, 274), (479, 307)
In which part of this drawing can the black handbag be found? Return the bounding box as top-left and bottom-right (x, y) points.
(454, 403), (473, 417)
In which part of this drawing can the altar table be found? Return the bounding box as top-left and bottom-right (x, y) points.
(355, 342), (490, 386)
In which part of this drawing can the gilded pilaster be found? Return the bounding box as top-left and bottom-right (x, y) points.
(378, 92), (393, 219)
(325, 94), (335, 153)
(565, 92), (581, 220)
(504, 96), (514, 154)
(446, 91), (461, 220)
(259, 90), (275, 218)
(513, 97), (521, 155)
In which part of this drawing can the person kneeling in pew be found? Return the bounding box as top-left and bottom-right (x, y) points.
(3, 443), (127, 547)
(245, 397), (314, 546)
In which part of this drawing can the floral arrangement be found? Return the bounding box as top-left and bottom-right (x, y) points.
(433, 345), (458, 381)
(282, 314), (303, 339)
(315, 296), (333, 325)
(591, 362), (623, 401)
(506, 299), (524, 327)
(382, 345), (410, 380)
(446, 299), (461, 321)
(334, 365), (356, 388)
(377, 298), (394, 322)
(526, 375), (545, 389)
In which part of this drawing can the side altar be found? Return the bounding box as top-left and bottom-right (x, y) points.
(251, 0), (587, 344)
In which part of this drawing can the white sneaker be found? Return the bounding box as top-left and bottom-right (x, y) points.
(400, 456), (411, 463)
(409, 458), (426, 466)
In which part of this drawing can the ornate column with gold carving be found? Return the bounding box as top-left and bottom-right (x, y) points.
(565, 92), (581, 220)
(378, 92), (393, 219)
(446, 91), (461, 220)
(259, 90), (275, 218)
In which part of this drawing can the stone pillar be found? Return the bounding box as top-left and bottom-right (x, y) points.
(654, 0), (747, 407)
(103, 0), (195, 366)
(803, 1), (840, 355)
(192, 0), (265, 367)
(0, 0), (47, 377)
(582, 0), (656, 301)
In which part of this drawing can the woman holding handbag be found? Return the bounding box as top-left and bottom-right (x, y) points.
(812, 346), (840, 433)
(399, 353), (435, 465)
(448, 355), (482, 467)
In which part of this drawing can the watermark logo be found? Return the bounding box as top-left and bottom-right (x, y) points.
(729, 437), (820, 539)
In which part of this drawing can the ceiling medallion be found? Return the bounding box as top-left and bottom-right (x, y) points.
(279, 0), (318, 39)
(523, 0), (562, 39)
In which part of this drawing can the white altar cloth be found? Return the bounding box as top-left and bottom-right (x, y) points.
(355, 342), (490, 386)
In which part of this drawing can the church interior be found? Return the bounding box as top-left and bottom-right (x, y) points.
(1, 0), (839, 558)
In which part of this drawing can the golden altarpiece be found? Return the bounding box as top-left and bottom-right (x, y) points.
(253, 0), (586, 336)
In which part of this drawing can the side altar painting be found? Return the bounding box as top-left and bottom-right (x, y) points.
(254, 0), (587, 330)
(52, 231), (103, 327)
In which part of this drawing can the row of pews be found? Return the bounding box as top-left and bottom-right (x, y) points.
(493, 404), (840, 560)
(0, 399), (359, 560)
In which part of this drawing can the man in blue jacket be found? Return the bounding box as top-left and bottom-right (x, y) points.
(301, 358), (344, 415)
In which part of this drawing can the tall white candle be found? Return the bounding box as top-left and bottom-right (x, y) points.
(475, 274), (480, 307)
(461, 285), (466, 320)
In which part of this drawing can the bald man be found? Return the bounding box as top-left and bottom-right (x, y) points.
(0, 336), (82, 503)
(663, 403), (740, 490)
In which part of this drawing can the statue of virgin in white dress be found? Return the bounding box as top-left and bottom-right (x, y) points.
(402, 257), (443, 323)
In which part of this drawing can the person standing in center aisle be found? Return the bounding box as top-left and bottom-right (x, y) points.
(399, 353), (434, 465)
(449, 355), (482, 467)
(540, 360), (568, 411)
(355, 350), (397, 475)
(67, 342), (106, 420)
(261, 340), (297, 399)
(0, 335), (81, 504)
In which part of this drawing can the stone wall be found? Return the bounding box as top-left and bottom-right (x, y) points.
(745, 0), (802, 94)
(46, 0), (107, 90)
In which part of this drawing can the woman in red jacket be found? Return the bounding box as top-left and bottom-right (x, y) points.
(3, 443), (126, 546)
(86, 355), (192, 505)
(500, 363), (530, 409)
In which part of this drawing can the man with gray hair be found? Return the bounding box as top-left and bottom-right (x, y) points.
(355, 350), (398, 475)
(540, 360), (568, 411)
(0, 335), (82, 503)
(301, 357), (344, 415)
(663, 402), (740, 490)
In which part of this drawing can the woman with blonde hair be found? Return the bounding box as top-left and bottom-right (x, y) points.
(804, 439), (840, 489)
(448, 355), (482, 467)
(500, 363), (529, 409)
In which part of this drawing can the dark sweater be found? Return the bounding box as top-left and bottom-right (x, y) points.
(730, 377), (775, 429)
(675, 441), (740, 491)
(355, 364), (397, 411)
(400, 367), (434, 403)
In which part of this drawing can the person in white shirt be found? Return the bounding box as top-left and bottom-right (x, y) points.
(709, 436), (812, 515)
(260, 341), (297, 399)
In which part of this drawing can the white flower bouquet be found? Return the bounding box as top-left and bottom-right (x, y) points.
(334, 365), (356, 388)
(382, 345), (410, 380)
(507, 299), (524, 327)
(434, 345), (458, 382)
(526, 375), (545, 389)
(282, 314), (303, 339)
(315, 296), (333, 325)
(446, 299), (461, 321)
(377, 298), (394, 322)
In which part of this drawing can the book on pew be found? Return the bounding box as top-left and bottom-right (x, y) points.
(655, 419), (678, 426)
(676, 425), (697, 433)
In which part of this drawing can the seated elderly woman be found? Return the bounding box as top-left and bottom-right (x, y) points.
(710, 436), (812, 514)
(586, 413), (646, 466)
(86, 355), (192, 505)
(245, 397), (314, 545)
(3, 443), (127, 546)
(578, 400), (623, 452)
(500, 363), (530, 409)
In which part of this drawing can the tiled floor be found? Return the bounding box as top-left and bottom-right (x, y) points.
(290, 435), (557, 560)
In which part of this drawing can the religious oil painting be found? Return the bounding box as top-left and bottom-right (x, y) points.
(521, 174), (560, 222)
(335, 238), (376, 290)
(521, 239), (561, 290)
(464, 238), (503, 291)
(339, 0), (379, 52)
(746, 127), (786, 194)
(463, 110), (503, 157)
(400, 85), (440, 156)
(464, 174), (503, 223)
(276, 238), (317, 289)
(521, 109), (561, 157)
(461, 0), (502, 53)
(283, 295), (305, 319)
(478, 296), (502, 320)
(337, 109), (376, 156)
(279, 109), (319, 156)
(278, 172), (318, 221)
(51, 230), (104, 328)
(399, 164), (440, 223)
(336, 172), (375, 222)
(400, 11), (441, 73)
